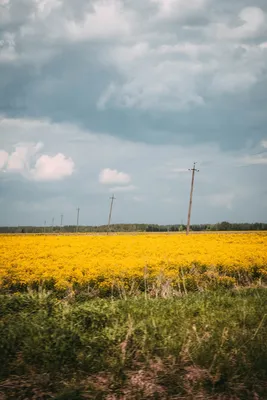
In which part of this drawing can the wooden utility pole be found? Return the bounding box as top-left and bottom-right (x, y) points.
(52, 217), (54, 232)
(44, 220), (46, 233)
(107, 194), (116, 234)
(76, 207), (80, 233)
(60, 214), (63, 231)
(186, 162), (199, 235)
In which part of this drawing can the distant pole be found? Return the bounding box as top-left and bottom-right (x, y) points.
(107, 194), (116, 234)
(186, 162), (199, 235)
(52, 217), (54, 233)
(60, 214), (63, 230)
(76, 207), (80, 233)
(44, 220), (46, 233)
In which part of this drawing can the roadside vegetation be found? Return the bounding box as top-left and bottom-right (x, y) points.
(1, 288), (267, 399)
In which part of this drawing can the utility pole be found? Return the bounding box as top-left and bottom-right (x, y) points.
(60, 214), (63, 230)
(44, 220), (46, 234)
(76, 207), (80, 233)
(186, 162), (199, 235)
(107, 194), (116, 234)
(52, 217), (54, 233)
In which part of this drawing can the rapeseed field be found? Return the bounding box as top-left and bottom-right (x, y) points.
(1, 232), (267, 292)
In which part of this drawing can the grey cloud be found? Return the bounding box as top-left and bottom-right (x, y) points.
(0, 0), (267, 225)
(0, 0), (267, 149)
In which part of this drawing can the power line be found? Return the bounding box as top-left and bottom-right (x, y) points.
(107, 194), (116, 235)
(186, 162), (199, 235)
(76, 207), (80, 233)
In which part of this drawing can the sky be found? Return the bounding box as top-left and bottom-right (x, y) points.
(0, 0), (267, 226)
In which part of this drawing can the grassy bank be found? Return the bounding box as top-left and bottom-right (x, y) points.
(1, 289), (267, 399)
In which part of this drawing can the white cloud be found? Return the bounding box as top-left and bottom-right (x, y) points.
(30, 153), (75, 181)
(0, 32), (17, 63)
(65, 0), (131, 41)
(95, 3), (267, 111)
(216, 7), (266, 40)
(0, 142), (74, 181)
(100, 42), (149, 78)
(211, 72), (257, 94)
(108, 184), (136, 192)
(99, 168), (131, 185)
(157, 43), (212, 57)
(151, 0), (208, 19)
(0, 0), (132, 68)
(1, 0), (266, 115)
(241, 154), (267, 166)
(97, 83), (117, 110)
(35, 0), (62, 19)
(208, 43), (266, 95)
(99, 59), (205, 111)
(7, 148), (28, 171)
(0, 150), (9, 170)
(6, 143), (43, 172)
(261, 140), (267, 149)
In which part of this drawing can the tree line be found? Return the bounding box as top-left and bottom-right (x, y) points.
(0, 221), (266, 233)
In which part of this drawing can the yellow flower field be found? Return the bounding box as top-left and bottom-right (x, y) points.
(1, 233), (267, 292)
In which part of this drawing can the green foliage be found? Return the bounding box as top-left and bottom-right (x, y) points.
(1, 289), (267, 398)
(1, 221), (267, 233)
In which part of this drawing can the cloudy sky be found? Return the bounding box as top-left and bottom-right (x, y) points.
(0, 0), (267, 226)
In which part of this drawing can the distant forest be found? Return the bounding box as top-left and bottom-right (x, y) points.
(0, 222), (267, 233)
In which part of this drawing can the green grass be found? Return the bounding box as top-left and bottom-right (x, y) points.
(1, 289), (267, 399)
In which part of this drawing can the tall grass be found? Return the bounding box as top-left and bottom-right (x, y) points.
(1, 288), (267, 399)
